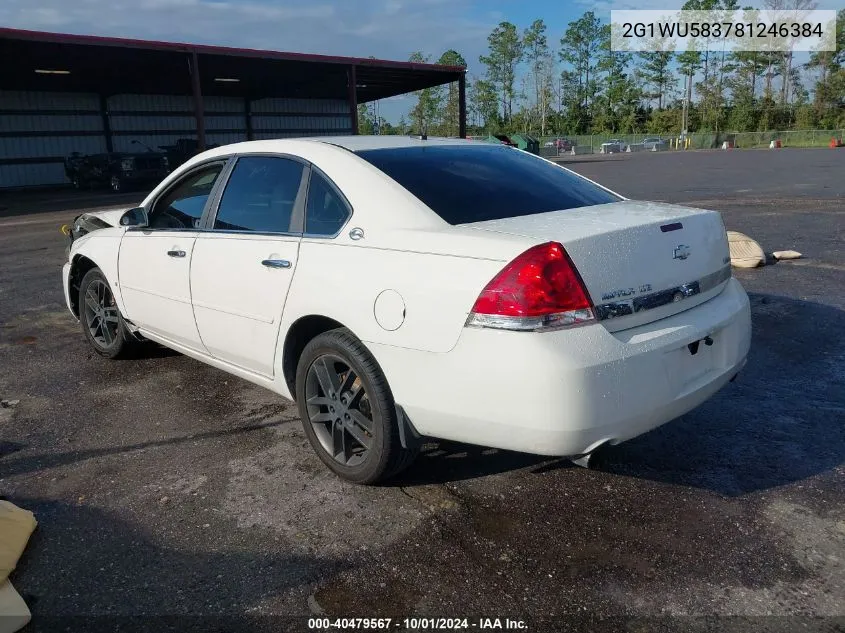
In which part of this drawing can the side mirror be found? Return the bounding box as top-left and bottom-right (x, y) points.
(119, 207), (148, 227)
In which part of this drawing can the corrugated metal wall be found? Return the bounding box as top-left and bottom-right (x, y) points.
(107, 94), (249, 153)
(0, 91), (107, 188)
(251, 98), (352, 139)
(0, 91), (352, 188)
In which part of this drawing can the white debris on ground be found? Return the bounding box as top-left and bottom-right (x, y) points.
(0, 501), (37, 633)
(726, 231), (802, 268)
(727, 230), (766, 268)
(0, 582), (29, 633)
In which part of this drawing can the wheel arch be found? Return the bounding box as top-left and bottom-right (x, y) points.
(282, 314), (353, 399)
(68, 254), (100, 318)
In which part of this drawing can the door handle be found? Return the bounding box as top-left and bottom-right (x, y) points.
(262, 259), (292, 269)
(167, 250), (186, 258)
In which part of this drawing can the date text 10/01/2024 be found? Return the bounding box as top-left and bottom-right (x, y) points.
(308, 618), (529, 630)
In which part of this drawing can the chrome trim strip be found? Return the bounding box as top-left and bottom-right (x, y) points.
(465, 308), (595, 332)
(594, 265), (731, 322)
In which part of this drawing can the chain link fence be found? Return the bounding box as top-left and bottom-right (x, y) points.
(525, 130), (845, 157)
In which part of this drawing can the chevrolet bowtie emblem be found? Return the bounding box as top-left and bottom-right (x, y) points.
(673, 244), (691, 260)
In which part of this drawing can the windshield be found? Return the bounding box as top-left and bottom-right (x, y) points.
(355, 144), (622, 225)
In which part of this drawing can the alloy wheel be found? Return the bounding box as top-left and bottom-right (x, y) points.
(82, 279), (120, 348)
(304, 354), (375, 467)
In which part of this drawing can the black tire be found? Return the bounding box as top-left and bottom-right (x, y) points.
(78, 268), (136, 359)
(295, 328), (416, 484)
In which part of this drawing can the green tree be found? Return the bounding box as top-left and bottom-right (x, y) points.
(559, 11), (603, 115)
(468, 77), (499, 131)
(436, 50), (467, 136)
(592, 24), (640, 133)
(806, 8), (845, 127)
(697, 72), (729, 131)
(523, 19), (554, 134)
(638, 50), (675, 109)
(407, 51), (442, 133)
(646, 107), (682, 133)
(480, 22), (523, 122)
(730, 49), (766, 101)
(558, 69), (589, 133)
(725, 81), (758, 131)
(357, 103), (376, 135)
(677, 0), (707, 126)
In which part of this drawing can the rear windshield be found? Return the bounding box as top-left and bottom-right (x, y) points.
(355, 144), (621, 225)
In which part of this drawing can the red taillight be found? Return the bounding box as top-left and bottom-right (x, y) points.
(467, 242), (594, 331)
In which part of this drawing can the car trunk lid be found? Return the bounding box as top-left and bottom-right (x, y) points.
(463, 200), (732, 332)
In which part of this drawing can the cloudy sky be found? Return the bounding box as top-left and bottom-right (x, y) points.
(2, 0), (842, 122)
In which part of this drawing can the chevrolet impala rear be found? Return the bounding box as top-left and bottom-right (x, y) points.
(353, 143), (751, 459)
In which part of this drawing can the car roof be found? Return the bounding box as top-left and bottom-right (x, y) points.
(313, 135), (473, 151)
(182, 135), (486, 174)
(203, 135), (473, 156)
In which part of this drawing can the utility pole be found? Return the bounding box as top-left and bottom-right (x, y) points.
(682, 72), (693, 146)
(559, 76), (563, 117)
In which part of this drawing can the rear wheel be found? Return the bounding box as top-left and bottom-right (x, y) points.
(295, 328), (416, 484)
(79, 268), (135, 359)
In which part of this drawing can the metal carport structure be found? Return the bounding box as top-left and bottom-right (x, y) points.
(0, 28), (466, 188)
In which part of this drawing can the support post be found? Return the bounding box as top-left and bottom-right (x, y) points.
(458, 72), (467, 139)
(190, 51), (206, 151)
(245, 98), (254, 141)
(349, 65), (359, 135)
(99, 94), (113, 153)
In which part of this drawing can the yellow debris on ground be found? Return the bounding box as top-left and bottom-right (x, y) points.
(0, 501), (37, 633)
(727, 230), (766, 268)
(0, 581), (30, 633)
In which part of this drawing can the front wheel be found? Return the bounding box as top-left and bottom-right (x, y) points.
(295, 328), (416, 484)
(79, 268), (135, 359)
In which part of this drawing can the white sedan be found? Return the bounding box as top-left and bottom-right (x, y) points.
(600, 139), (628, 153)
(62, 136), (751, 484)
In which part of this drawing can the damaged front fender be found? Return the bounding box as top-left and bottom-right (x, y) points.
(67, 213), (114, 241)
(62, 207), (133, 255)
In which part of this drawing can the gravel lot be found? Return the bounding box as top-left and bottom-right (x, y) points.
(1, 148), (843, 632)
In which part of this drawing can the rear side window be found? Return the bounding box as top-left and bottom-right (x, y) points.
(214, 156), (304, 233)
(356, 145), (621, 225)
(305, 171), (351, 236)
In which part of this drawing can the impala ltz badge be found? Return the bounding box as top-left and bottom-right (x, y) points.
(673, 244), (691, 260)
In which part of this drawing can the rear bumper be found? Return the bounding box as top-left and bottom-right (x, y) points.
(369, 278), (751, 456)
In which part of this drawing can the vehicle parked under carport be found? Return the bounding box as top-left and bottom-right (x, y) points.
(64, 151), (170, 192)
